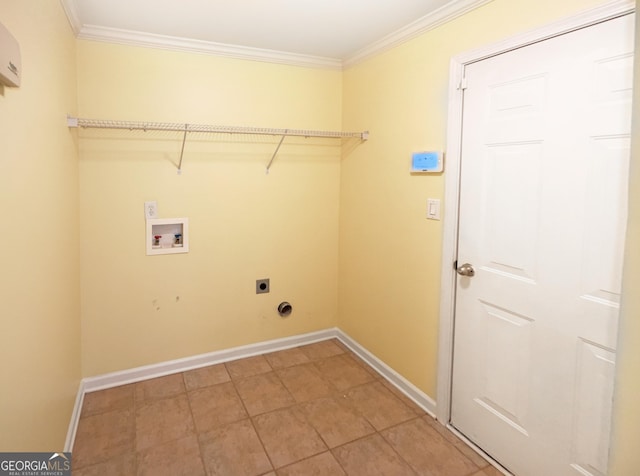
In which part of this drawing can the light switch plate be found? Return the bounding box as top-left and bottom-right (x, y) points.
(427, 199), (441, 220)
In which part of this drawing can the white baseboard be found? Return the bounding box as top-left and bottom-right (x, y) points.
(66, 327), (437, 450)
(82, 328), (339, 393)
(334, 330), (437, 417)
(64, 379), (85, 452)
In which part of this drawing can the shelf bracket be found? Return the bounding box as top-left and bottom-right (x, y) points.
(265, 132), (287, 174)
(177, 124), (188, 174)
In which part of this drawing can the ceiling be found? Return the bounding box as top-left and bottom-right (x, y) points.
(61, 0), (491, 69)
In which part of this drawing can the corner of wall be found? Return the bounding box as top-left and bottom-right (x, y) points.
(0, 0), (81, 450)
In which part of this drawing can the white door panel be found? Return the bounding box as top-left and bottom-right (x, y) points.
(482, 143), (542, 282)
(580, 138), (630, 306)
(451, 13), (634, 476)
(571, 341), (616, 476)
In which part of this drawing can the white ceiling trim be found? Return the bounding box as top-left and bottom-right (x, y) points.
(59, 0), (81, 34)
(76, 24), (343, 70)
(60, 0), (494, 70)
(343, 0), (494, 68)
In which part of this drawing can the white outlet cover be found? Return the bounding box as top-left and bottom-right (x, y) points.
(145, 201), (158, 220)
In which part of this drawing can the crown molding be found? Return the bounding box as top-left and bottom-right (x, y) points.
(59, 0), (81, 34)
(76, 24), (343, 70)
(60, 0), (495, 70)
(343, 0), (494, 68)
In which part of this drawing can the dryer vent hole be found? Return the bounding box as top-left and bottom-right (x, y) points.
(278, 302), (292, 317)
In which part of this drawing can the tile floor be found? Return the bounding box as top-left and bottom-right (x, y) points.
(72, 338), (503, 476)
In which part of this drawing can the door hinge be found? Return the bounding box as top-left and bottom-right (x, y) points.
(458, 77), (468, 91)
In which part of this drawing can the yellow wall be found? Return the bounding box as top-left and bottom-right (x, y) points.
(339, 0), (616, 397)
(608, 9), (640, 474)
(76, 41), (344, 376)
(0, 1), (80, 450)
(1, 0), (636, 466)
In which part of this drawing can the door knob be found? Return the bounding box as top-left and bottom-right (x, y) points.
(457, 263), (475, 277)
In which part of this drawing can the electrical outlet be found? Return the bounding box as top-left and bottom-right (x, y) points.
(256, 279), (270, 294)
(144, 201), (158, 220)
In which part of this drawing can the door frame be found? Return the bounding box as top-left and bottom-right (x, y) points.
(436, 0), (635, 426)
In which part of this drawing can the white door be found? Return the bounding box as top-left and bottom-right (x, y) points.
(451, 13), (634, 476)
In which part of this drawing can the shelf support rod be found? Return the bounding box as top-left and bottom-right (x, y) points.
(266, 132), (287, 174)
(177, 124), (188, 174)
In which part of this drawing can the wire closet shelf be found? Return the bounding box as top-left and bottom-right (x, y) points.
(67, 116), (369, 173)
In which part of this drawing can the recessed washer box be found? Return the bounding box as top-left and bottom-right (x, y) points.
(146, 218), (189, 255)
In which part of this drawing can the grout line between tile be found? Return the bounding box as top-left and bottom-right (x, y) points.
(133, 401), (138, 475)
(75, 339), (485, 475)
(329, 448), (350, 476)
(248, 413), (277, 473)
(182, 371), (208, 475)
(251, 363), (330, 470)
(331, 431), (420, 476)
